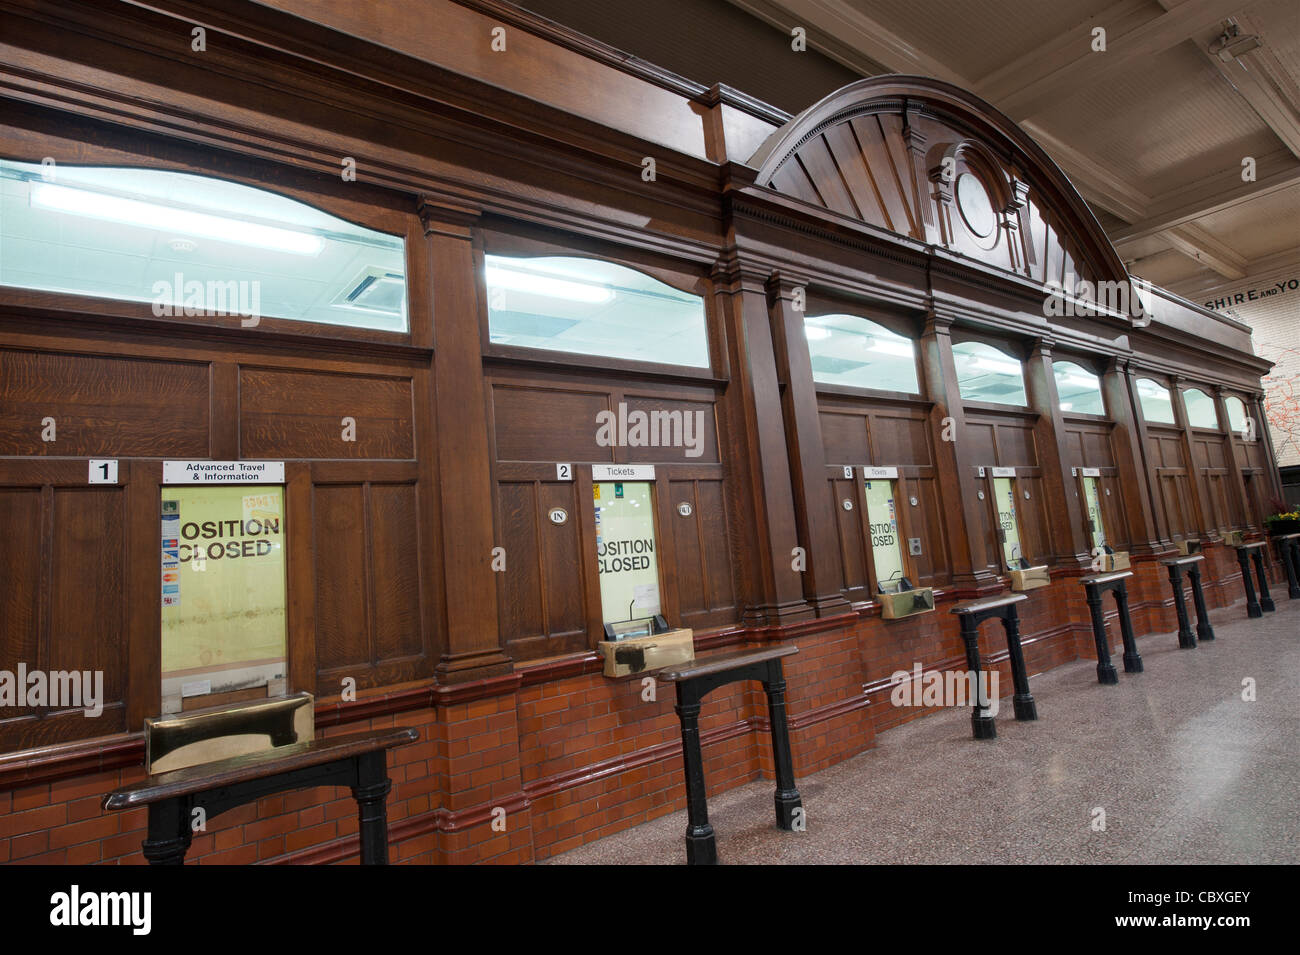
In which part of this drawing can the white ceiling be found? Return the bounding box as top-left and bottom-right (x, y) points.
(720, 0), (1300, 461)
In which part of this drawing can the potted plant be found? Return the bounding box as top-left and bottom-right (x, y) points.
(1265, 500), (1300, 537)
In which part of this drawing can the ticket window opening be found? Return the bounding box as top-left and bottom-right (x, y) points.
(864, 478), (911, 593)
(594, 481), (664, 630)
(160, 485), (288, 715)
(992, 476), (1028, 571)
(1081, 475), (1108, 551)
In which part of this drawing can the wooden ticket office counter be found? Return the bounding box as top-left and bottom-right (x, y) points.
(0, 0), (1282, 864)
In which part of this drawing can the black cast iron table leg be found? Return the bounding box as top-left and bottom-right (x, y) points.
(1280, 539), (1300, 599)
(674, 685), (716, 865)
(1114, 584), (1143, 673)
(1251, 549), (1275, 613)
(1168, 563), (1197, 647)
(1085, 584), (1118, 685)
(761, 661), (802, 831)
(1237, 548), (1262, 618)
(143, 799), (193, 865)
(353, 750), (393, 865)
(958, 617), (996, 739)
(1187, 563), (1216, 642)
(1003, 612), (1037, 721)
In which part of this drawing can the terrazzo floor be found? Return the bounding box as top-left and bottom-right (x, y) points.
(549, 596), (1300, 864)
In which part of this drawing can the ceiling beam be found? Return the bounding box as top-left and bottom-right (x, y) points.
(1020, 121), (1148, 221)
(982, 0), (1255, 121)
(723, 0), (924, 79)
(974, 0), (1152, 106)
(1161, 223), (1249, 278)
(1163, 244), (1300, 299)
(1199, 15), (1300, 160)
(1110, 148), (1300, 243)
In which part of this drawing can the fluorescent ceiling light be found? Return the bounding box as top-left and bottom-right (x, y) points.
(1062, 374), (1099, 388)
(485, 264), (612, 304)
(870, 340), (914, 358)
(973, 357), (1022, 376)
(1059, 402), (1073, 411)
(804, 326), (831, 341)
(30, 182), (325, 255)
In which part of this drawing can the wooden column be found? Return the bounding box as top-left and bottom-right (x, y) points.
(1213, 386), (1252, 533)
(767, 271), (851, 617)
(1023, 338), (1088, 567)
(419, 197), (511, 682)
(1251, 392), (1288, 505)
(1169, 377), (1211, 540)
(919, 312), (997, 591)
(1103, 358), (1163, 555)
(712, 254), (813, 626)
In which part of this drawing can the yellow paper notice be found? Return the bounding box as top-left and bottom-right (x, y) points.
(161, 485), (287, 678)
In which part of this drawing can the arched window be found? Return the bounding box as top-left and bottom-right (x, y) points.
(1225, 396), (1250, 436)
(803, 314), (919, 393)
(952, 341), (1026, 406)
(0, 159), (407, 331)
(1182, 387), (1219, 429)
(1053, 360), (1105, 415)
(1136, 378), (1175, 424)
(484, 255), (709, 368)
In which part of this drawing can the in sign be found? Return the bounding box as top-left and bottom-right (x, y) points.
(548, 508), (568, 525)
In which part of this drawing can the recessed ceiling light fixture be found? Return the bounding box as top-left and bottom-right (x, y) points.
(485, 263), (613, 303)
(29, 182), (325, 255)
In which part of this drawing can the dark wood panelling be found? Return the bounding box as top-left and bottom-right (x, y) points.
(0, 349), (208, 456)
(870, 413), (932, 467)
(695, 480), (736, 614)
(312, 480), (428, 687)
(369, 483), (423, 662)
(965, 422), (997, 464)
(820, 412), (871, 463)
(621, 397), (719, 463)
(313, 484), (369, 675)
(0, 476), (128, 750)
(537, 481), (587, 640)
(995, 423), (1038, 468)
(669, 479), (705, 614)
(0, 488), (42, 719)
(492, 384), (611, 462)
(498, 482), (544, 646)
(495, 477), (588, 661)
(240, 367), (414, 459)
(829, 473), (868, 598)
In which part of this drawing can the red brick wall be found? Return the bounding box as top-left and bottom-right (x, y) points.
(0, 543), (1259, 865)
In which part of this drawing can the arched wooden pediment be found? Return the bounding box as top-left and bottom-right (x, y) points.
(748, 76), (1129, 290)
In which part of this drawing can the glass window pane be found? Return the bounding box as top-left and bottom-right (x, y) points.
(486, 255), (709, 368)
(1183, 387), (1219, 429)
(1053, 360), (1105, 415)
(863, 479), (906, 590)
(804, 314), (919, 393)
(162, 486), (287, 714)
(952, 341), (1027, 406)
(594, 482), (661, 624)
(1136, 378), (1176, 424)
(1082, 476), (1106, 550)
(0, 159), (407, 331)
(993, 476), (1023, 568)
(1226, 396), (1249, 435)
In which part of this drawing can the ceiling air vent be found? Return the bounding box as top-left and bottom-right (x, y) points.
(332, 268), (405, 316)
